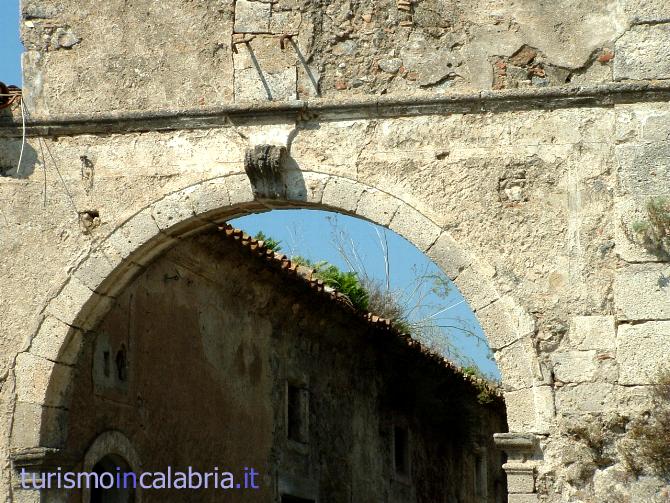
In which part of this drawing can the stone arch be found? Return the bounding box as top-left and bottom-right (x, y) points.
(81, 431), (142, 503)
(10, 170), (543, 457)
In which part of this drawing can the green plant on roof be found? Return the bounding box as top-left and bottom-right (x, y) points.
(462, 366), (498, 404)
(293, 256), (370, 312)
(631, 197), (670, 260)
(254, 231), (282, 253)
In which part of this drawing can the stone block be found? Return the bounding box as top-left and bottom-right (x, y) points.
(640, 110), (670, 143)
(269, 10), (302, 34)
(614, 263), (670, 320)
(11, 402), (68, 449)
(227, 173), (256, 207)
(454, 265), (499, 311)
(105, 207), (163, 261)
(189, 178), (231, 218)
(151, 191), (197, 233)
(322, 177), (365, 213)
(570, 315), (616, 351)
(617, 321), (670, 385)
(555, 382), (616, 414)
(45, 276), (96, 328)
(388, 203), (441, 252)
(532, 385), (556, 434)
(355, 188), (401, 227)
(14, 353), (71, 407)
(615, 143), (670, 196)
(615, 24), (670, 81)
(234, 66), (297, 102)
(29, 316), (82, 366)
(615, 385), (656, 415)
(504, 386), (555, 434)
(234, 0), (271, 33)
(504, 463), (536, 493)
(623, 0), (670, 23)
(10, 486), (42, 503)
(477, 296), (531, 351)
(504, 388), (537, 432)
(72, 250), (118, 293)
(551, 351), (598, 383)
(426, 232), (471, 280)
(493, 337), (535, 390)
(281, 170), (330, 204)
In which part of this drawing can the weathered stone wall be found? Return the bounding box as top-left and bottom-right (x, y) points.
(48, 231), (505, 502)
(1, 0), (670, 501)
(18, 0), (670, 116)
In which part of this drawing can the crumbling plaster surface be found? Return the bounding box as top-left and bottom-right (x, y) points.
(18, 0), (670, 116)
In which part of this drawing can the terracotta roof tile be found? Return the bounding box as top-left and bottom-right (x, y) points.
(218, 224), (502, 399)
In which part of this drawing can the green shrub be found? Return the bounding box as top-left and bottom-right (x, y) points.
(292, 256), (370, 312)
(632, 197), (670, 259)
(621, 370), (670, 480)
(254, 231), (282, 252)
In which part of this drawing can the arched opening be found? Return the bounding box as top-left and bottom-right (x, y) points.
(10, 174), (540, 502)
(90, 454), (135, 503)
(58, 214), (507, 501)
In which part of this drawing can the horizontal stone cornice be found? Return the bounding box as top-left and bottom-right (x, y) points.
(1, 81), (670, 138)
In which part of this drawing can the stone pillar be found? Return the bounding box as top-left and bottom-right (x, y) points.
(494, 433), (540, 503)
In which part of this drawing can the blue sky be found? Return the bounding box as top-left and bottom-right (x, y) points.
(0, 0), (22, 86)
(0, 4), (499, 379)
(232, 210), (499, 379)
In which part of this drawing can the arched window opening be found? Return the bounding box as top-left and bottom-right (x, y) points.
(90, 454), (135, 503)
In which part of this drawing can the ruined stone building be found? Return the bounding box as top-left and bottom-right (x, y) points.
(1, 0), (670, 501)
(50, 226), (506, 502)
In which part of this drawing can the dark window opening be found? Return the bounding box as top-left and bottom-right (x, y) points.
(474, 453), (487, 498)
(287, 383), (308, 443)
(116, 345), (128, 382)
(103, 351), (110, 378)
(394, 425), (410, 477)
(91, 454), (135, 503)
(281, 495), (315, 503)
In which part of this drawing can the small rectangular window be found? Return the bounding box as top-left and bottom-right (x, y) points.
(393, 425), (410, 477)
(287, 383), (309, 443)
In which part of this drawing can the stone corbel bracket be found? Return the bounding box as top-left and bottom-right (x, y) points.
(494, 433), (540, 500)
(244, 144), (289, 200)
(10, 447), (76, 483)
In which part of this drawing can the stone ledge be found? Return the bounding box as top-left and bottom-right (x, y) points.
(493, 432), (538, 454)
(3, 81), (670, 138)
(10, 447), (75, 472)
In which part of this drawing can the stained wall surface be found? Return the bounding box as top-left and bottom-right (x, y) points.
(58, 232), (507, 503)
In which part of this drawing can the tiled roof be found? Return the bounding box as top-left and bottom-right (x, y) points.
(219, 224), (502, 399)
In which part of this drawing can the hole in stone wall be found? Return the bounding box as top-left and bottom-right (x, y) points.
(79, 210), (101, 234)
